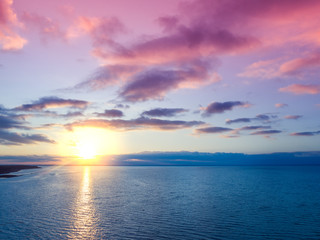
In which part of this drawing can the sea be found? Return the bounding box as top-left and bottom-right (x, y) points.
(0, 166), (320, 240)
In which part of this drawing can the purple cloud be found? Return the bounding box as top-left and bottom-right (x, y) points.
(202, 101), (249, 116)
(195, 126), (233, 134)
(238, 126), (271, 131)
(251, 130), (282, 135)
(119, 59), (219, 102)
(96, 109), (124, 118)
(15, 96), (89, 111)
(66, 117), (204, 131)
(74, 64), (140, 90)
(284, 115), (302, 120)
(0, 115), (25, 129)
(141, 108), (188, 117)
(0, 130), (55, 145)
(291, 131), (320, 136)
(226, 114), (274, 124)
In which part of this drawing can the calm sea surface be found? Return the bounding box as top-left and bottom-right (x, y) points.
(1, 166), (320, 239)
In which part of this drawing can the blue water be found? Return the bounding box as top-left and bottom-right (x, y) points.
(1, 166), (320, 239)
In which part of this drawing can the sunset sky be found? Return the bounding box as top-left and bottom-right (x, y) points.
(1, 0), (320, 164)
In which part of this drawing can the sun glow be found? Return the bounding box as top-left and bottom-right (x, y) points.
(62, 127), (121, 163)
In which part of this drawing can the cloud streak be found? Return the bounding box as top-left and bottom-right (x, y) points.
(141, 108), (188, 117)
(284, 115), (302, 120)
(66, 117), (204, 131)
(195, 126), (233, 134)
(291, 131), (320, 136)
(0, 130), (55, 145)
(251, 130), (282, 135)
(15, 96), (89, 111)
(279, 84), (320, 95)
(226, 114), (275, 124)
(95, 109), (124, 118)
(202, 101), (249, 117)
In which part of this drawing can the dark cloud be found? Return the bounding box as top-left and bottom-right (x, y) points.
(290, 131), (320, 136)
(0, 115), (25, 129)
(202, 101), (249, 116)
(0, 155), (62, 164)
(238, 126), (271, 131)
(141, 108), (188, 117)
(15, 96), (89, 111)
(251, 130), (282, 135)
(226, 117), (251, 124)
(226, 114), (275, 124)
(0, 130), (55, 145)
(195, 126), (233, 134)
(284, 115), (302, 120)
(96, 109), (124, 118)
(66, 117), (204, 131)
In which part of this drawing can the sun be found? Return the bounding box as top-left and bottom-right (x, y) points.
(65, 127), (120, 162)
(76, 138), (98, 160)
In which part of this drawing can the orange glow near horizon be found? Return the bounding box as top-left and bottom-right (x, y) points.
(59, 127), (121, 164)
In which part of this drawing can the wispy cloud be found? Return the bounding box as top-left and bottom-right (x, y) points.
(14, 96), (89, 111)
(284, 115), (302, 120)
(66, 117), (204, 131)
(0, 130), (55, 145)
(279, 84), (320, 95)
(195, 126), (233, 134)
(21, 12), (66, 43)
(119, 60), (221, 102)
(226, 114), (273, 124)
(251, 130), (282, 135)
(202, 101), (249, 117)
(275, 103), (288, 108)
(279, 53), (320, 76)
(141, 108), (188, 117)
(0, 115), (26, 129)
(291, 130), (320, 136)
(95, 109), (124, 118)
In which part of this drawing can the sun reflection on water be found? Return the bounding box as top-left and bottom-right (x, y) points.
(69, 167), (98, 239)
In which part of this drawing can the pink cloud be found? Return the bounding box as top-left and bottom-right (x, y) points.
(279, 53), (320, 76)
(72, 0), (320, 102)
(284, 115), (302, 120)
(238, 58), (282, 79)
(239, 53), (320, 80)
(279, 84), (320, 95)
(0, 0), (27, 51)
(275, 103), (288, 108)
(21, 12), (66, 43)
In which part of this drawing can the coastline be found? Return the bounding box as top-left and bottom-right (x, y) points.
(0, 165), (40, 178)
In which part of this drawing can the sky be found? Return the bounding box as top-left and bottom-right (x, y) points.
(1, 0), (320, 164)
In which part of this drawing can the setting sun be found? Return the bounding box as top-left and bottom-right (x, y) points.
(60, 127), (121, 163)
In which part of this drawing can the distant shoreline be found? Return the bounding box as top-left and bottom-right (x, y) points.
(0, 165), (40, 178)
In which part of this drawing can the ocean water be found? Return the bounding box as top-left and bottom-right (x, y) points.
(0, 166), (320, 240)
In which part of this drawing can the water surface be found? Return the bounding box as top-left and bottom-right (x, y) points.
(1, 166), (320, 239)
